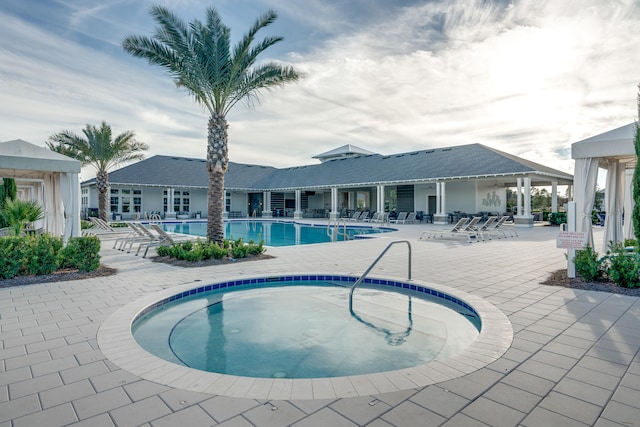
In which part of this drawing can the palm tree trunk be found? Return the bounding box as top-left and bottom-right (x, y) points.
(96, 170), (109, 223)
(206, 113), (229, 244)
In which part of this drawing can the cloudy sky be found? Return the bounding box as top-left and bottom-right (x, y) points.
(2, 0), (639, 181)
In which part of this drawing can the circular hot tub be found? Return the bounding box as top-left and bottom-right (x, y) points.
(98, 274), (512, 399)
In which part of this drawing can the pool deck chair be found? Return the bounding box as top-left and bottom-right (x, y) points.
(487, 216), (518, 239)
(475, 216), (498, 241)
(420, 217), (469, 240)
(404, 212), (417, 223)
(390, 212), (408, 224)
(137, 224), (193, 258)
(354, 211), (370, 222)
(347, 211), (362, 221)
(114, 223), (159, 252)
(421, 217), (482, 243)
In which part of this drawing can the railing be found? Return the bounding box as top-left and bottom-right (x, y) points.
(327, 218), (348, 241)
(349, 240), (412, 311)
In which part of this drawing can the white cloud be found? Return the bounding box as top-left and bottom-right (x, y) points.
(1, 0), (639, 184)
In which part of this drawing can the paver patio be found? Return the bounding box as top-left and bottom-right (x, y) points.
(1, 222), (639, 426)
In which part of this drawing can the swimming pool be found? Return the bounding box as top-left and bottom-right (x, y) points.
(132, 277), (481, 379)
(98, 274), (513, 399)
(159, 220), (392, 246)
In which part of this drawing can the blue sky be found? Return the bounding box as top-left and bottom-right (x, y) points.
(2, 0), (639, 181)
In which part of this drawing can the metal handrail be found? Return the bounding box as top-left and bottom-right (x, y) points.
(327, 218), (348, 241)
(349, 240), (412, 311)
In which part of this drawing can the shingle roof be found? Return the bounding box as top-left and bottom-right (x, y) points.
(83, 143), (573, 190)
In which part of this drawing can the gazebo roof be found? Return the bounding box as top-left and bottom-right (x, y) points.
(571, 123), (636, 165)
(0, 139), (81, 178)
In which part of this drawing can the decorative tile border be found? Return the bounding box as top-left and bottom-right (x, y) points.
(98, 274), (512, 400)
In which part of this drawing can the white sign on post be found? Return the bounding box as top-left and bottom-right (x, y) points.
(557, 231), (588, 249)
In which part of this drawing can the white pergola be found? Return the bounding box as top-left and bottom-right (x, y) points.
(0, 139), (82, 241)
(571, 123), (637, 251)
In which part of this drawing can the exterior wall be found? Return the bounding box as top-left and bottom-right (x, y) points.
(414, 184), (431, 213)
(439, 181), (476, 214)
(229, 192), (247, 216)
(475, 182), (507, 214)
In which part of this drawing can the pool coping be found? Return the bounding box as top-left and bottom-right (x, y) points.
(97, 273), (513, 400)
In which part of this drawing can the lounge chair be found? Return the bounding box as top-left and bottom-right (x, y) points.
(390, 212), (408, 224)
(420, 217), (468, 240)
(137, 224), (193, 257)
(357, 211), (370, 222)
(404, 212), (417, 224)
(366, 212), (388, 223)
(474, 216), (497, 241)
(113, 222), (158, 251)
(487, 216), (518, 239)
(347, 211), (362, 221)
(420, 217), (481, 243)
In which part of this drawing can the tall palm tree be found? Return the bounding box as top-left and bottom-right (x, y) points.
(47, 122), (148, 223)
(122, 5), (301, 244)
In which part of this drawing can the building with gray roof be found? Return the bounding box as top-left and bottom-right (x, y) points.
(81, 143), (573, 225)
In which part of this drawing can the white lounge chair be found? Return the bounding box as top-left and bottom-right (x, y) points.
(390, 212), (408, 224)
(420, 217), (481, 243)
(420, 218), (469, 240)
(487, 216), (518, 239)
(474, 216), (497, 241)
(404, 212), (417, 223)
(347, 211), (362, 221)
(137, 224), (193, 257)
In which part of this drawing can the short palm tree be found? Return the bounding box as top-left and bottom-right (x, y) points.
(0, 198), (44, 236)
(122, 5), (301, 244)
(47, 122), (148, 223)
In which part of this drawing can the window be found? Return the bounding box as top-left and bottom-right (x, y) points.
(226, 192), (231, 212)
(164, 189), (190, 213)
(110, 188), (142, 214)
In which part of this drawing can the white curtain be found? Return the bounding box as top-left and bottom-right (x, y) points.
(43, 173), (65, 237)
(32, 181), (45, 231)
(59, 172), (81, 242)
(624, 168), (635, 240)
(603, 160), (625, 251)
(573, 157), (600, 248)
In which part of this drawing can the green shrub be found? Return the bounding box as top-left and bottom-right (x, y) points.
(606, 242), (640, 288)
(81, 220), (95, 230)
(246, 240), (265, 256)
(548, 212), (567, 226)
(229, 238), (248, 258)
(0, 237), (27, 279)
(61, 236), (101, 272)
(574, 246), (605, 282)
(157, 238), (264, 261)
(624, 238), (638, 248)
(23, 235), (63, 276)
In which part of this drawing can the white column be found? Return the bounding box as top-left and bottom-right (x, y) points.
(551, 182), (558, 213)
(262, 191), (272, 218)
(330, 187), (338, 219)
(516, 178), (522, 216)
(294, 189), (302, 219)
(441, 182), (446, 214)
(524, 177), (531, 216)
(436, 182), (441, 214)
(376, 185), (383, 212)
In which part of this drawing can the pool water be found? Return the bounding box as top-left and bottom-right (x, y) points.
(132, 280), (480, 379)
(159, 220), (391, 246)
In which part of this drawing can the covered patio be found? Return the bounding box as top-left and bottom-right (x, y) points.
(571, 123), (637, 251)
(0, 139), (82, 240)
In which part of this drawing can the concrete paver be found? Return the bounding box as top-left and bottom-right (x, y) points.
(1, 223), (639, 426)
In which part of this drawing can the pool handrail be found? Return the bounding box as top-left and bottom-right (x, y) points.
(327, 218), (349, 241)
(349, 240), (412, 312)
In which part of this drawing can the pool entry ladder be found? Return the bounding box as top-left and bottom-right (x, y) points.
(349, 240), (412, 311)
(327, 218), (349, 241)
